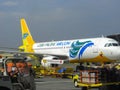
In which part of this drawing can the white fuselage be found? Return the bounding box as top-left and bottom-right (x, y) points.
(32, 37), (120, 63)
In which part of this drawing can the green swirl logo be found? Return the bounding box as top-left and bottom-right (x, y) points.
(22, 33), (29, 39)
(69, 40), (94, 59)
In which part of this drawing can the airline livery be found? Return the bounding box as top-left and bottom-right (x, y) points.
(19, 18), (120, 67)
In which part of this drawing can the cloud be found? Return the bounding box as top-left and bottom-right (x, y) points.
(2, 1), (17, 7)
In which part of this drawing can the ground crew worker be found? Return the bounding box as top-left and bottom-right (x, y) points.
(16, 61), (26, 74)
(7, 62), (18, 83)
(79, 63), (84, 70)
(7, 62), (16, 75)
(27, 62), (35, 77)
(76, 63), (84, 72)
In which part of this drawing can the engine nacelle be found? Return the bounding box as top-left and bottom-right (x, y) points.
(41, 56), (64, 67)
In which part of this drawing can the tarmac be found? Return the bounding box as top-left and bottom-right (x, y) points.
(35, 76), (80, 90)
(35, 76), (98, 90)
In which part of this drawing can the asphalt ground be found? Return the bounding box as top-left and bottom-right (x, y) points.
(35, 76), (81, 90)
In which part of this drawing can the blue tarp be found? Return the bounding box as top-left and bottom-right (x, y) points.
(58, 68), (66, 73)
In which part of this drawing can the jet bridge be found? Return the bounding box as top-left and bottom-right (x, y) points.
(107, 34), (120, 44)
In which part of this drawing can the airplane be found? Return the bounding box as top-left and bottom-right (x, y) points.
(18, 18), (120, 67)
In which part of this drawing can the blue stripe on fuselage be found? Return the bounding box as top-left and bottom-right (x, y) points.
(79, 42), (94, 59)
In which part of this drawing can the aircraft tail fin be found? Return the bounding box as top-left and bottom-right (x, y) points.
(19, 18), (35, 52)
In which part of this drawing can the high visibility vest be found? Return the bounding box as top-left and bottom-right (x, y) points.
(7, 63), (15, 73)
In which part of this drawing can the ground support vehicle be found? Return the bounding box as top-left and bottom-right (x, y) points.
(51, 67), (74, 78)
(32, 65), (74, 78)
(0, 56), (36, 90)
(32, 65), (52, 78)
(73, 65), (120, 90)
(32, 65), (43, 78)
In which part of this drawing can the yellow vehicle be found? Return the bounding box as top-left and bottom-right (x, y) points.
(50, 67), (74, 78)
(73, 64), (120, 90)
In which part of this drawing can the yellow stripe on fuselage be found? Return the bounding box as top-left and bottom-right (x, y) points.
(69, 55), (116, 63)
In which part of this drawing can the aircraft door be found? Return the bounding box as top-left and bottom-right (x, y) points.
(93, 45), (99, 53)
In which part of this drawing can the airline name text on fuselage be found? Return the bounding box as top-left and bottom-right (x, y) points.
(37, 41), (71, 47)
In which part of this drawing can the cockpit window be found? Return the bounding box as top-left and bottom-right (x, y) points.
(108, 43), (112, 47)
(104, 43), (119, 47)
(112, 43), (119, 46)
(104, 43), (111, 47)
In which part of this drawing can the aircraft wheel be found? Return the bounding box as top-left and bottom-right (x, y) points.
(81, 87), (88, 90)
(99, 86), (107, 90)
(74, 80), (79, 88)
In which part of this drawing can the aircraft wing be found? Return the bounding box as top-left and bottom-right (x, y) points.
(0, 50), (69, 60)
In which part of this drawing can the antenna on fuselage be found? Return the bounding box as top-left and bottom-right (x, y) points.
(101, 35), (104, 38)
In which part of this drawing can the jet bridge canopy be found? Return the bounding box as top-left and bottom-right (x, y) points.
(107, 34), (120, 44)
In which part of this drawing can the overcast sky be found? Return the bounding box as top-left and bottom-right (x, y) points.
(0, 0), (120, 48)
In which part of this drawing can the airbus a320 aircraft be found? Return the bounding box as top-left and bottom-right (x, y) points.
(19, 18), (120, 67)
